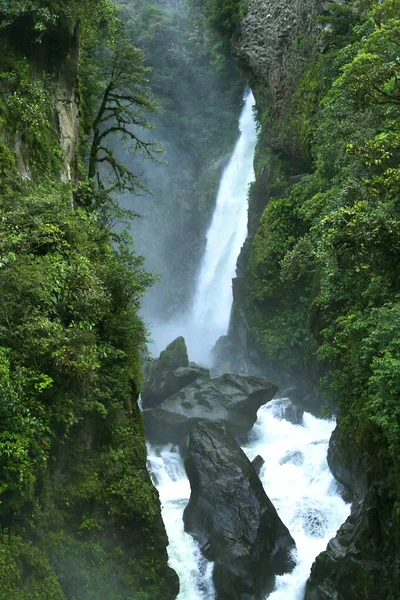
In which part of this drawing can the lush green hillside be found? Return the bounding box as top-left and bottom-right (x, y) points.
(225, 0), (400, 594)
(244, 0), (400, 483)
(0, 1), (178, 598)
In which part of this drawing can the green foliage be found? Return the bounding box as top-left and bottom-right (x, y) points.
(0, 1), (179, 595)
(0, 59), (61, 176)
(156, 336), (188, 370)
(0, 143), (17, 195)
(0, 181), (150, 509)
(0, 534), (65, 600)
(206, 0), (246, 40)
(0, 174), (178, 596)
(0, 0), (116, 34)
(243, 1), (400, 539)
(244, 190), (315, 370)
(85, 32), (162, 195)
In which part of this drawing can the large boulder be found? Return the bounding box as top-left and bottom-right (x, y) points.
(327, 425), (364, 498)
(143, 372), (278, 445)
(305, 489), (383, 600)
(183, 421), (295, 599)
(305, 424), (396, 600)
(142, 337), (203, 408)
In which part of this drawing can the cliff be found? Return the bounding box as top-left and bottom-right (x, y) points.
(0, 3), (178, 598)
(224, 0), (400, 596)
(236, 0), (323, 145)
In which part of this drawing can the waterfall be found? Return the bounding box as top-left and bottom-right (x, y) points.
(147, 446), (215, 600)
(149, 91), (257, 365)
(146, 90), (350, 599)
(187, 91), (257, 364)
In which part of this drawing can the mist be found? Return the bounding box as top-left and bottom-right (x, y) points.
(112, 0), (245, 343)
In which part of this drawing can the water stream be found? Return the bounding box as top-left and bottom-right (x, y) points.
(147, 90), (350, 599)
(149, 91), (257, 364)
(243, 400), (350, 600)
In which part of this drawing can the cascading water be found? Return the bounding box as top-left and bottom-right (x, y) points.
(149, 90), (257, 365)
(243, 400), (350, 600)
(146, 91), (258, 598)
(148, 404), (350, 600)
(147, 446), (215, 599)
(186, 91), (257, 364)
(146, 90), (350, 599)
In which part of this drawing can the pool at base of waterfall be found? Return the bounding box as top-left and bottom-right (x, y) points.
(147, 396), (351, 600)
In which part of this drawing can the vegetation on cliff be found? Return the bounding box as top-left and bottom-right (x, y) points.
(229, 0), (400, 594)
(0, 1), (178, 598)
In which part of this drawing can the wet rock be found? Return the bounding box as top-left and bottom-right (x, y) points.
(144, 409), (196, 446)
(273, 398), (304, 424)
(327, 426), (357, 498)
(184, 421), (296, 600)
(252, 455), (265, 475)
(305, 424), (397, 600)
(234, 0), (326, 159)
(281, 385), (325, 417)
(282, 401), (304, 425)
(305, 488), (382, 600)
(142, 337), (204, 408)
(143, 372), (277, 445)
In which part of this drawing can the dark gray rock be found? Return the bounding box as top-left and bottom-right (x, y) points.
(143, 372), (278, 445)
(272, 398), (304, 425)
(143, 409), (197, 446)
(327, 426), (360, 498)
(282, 401), (304, 425)
(281, 385), (325, 418)
(305, 424), (399, 600)
(305, 487), (382, 600)
(142, 337), (199, 408)
(144, 364), (210, 410)
(183, 421), (296, 600)
(252, 455), (265, 475)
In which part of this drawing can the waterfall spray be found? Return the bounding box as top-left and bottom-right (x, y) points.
(149, 91), (257, 365)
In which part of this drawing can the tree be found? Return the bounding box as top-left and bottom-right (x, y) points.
(87, 35), (162, 196)
(337, 5), (400, 109)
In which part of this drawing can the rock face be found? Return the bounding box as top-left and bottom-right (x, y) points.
(327, 425), (362, 496)
(142, 336), (193, 408)
(305, 424), (398, 600)
(235, 0), (324, 131)
(252, 454), (265, 475)
(143, 371), (278, 445)
(271, 397), (304, 425)
(183, 421), (296, 599)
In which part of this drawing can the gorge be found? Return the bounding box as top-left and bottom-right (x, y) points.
(142, 94), (350, 599)
(0, 0), (399, 599)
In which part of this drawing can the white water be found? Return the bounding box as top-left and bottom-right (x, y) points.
(147, 403), (350, 600)
(147, 446), (215, 599)
(146, 89), (350, 599)
(243, 399), (350, 600)
(149, 91), (257, 365)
